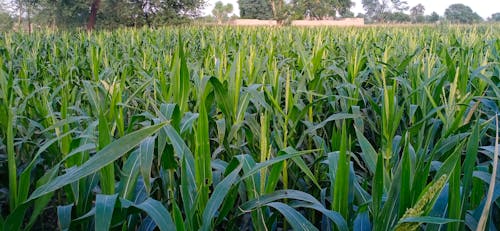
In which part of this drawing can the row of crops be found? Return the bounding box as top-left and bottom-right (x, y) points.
(0, 25), (499, 230)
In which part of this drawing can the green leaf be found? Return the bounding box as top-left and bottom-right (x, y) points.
(57, 204), (73, 231)
(289, 201), (348, 231)
(28, 122), (168, 201)
(3, 203), (28, 231)
(132, 198), (176, 231)
(240, 189), (322, 211)
(98, 112), (115, 195)
(95, 194), (118, 231)
(304, 113), (359, 134)
(461, 121), (480, 213)
(195, 94), (212, 209)
(399, 137), (412, 218)
(139, 137), (155, 194)
(354, 125), (377, 175)
(19, 130), (75, 203)
(266, 202), (318, 231)
(372, 151), (384, 219)
(398, 216), (462, 225)
(201, 161), (243, 231)
(285, 148), (321, 189)
(119, 150), (140, 200)
(239, 149), (318, 182)
(172, 202), (186, 231)
(333, 123), (350, 219)
(25, 165), (59, 230)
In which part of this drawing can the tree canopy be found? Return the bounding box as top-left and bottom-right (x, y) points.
(444, 4), (482, 24)
(410, 3), (424, 23)
(3, 0), (205, 30)
(362, 0), (410, 22)
(489, 13), (500, 22)
(0, 8), (13, 31)
(238, 0), (273, 19)
(292, 0), (354, 20)
(212, 1), (233, 23)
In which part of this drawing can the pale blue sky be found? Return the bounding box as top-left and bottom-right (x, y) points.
(202, 0), (500, 19)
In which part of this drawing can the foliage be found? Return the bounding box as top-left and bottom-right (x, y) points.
(0, 10), (13, 31)
(7, 0), (205, 29)
(383, 11), (410, 23)
(361, 0), (405, 22)
(390, 0), (408, 12)
(0, 25), (499, 231)
(238, 0), (273, 19)
(444, 4), (483, 24)
(426, 11), (440, 23)
(291, 0), (353, 20)
(212, 1), (233, 24)
(489, 13), (500, 22)
(409, 3), (424, 23)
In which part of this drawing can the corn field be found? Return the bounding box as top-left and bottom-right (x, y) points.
(0, 25), (499, 230)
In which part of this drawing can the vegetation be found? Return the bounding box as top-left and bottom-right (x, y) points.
(444, 4), (483, 24)
(489, 13), (500, 22)
(0, 25), (499, 231)
(2, 0), (204, 30)
(0, 9), (12, 32)
(290, 0), (354, 19)
(212, 1), (234, 24)
(238, 0), (274, 19)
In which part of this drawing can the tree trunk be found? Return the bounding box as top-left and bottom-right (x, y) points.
(17, 0), (22, 30)
(87, 0), (101, 31)
(27, 4), (31, 34)
(270, 0), (276, 18)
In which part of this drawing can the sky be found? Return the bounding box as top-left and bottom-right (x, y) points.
(202, 0), (500, 19)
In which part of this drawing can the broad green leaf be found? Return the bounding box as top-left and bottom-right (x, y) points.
(95, 194), (118, 231)
(266, 202), (318, 231)
(398, 216), (462, 225)
(289, 200), (348, 231)
(354, 125), (377, 175)
(240, 189), (322, 211)
(119, 150), (140, 200)
(57, 204), (73, 231)
(172, 202), (186, 231)
(98, 112), (115, 195)
(195, 94), (212, 209)
(304, 113), (359, 134)
(333, 123), (349, 219)
(460, 121), (480, 215)
(139, 137), (155, 194)
(132, 198), (176, 231)
(201, 162), (243, 231)
(239, 149), (318, 182)
(25, 165), (59, 230)
(3, 203), (28, 231)
(28, 122), (168, 201)
(285, 148), (321, 189)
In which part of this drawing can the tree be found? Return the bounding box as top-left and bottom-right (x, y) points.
(426, 11), (439, 23)
(410, 3), (424, 23)
(87, 0), (100, 31)
(212, 1), (233, 24)
(7, 0), (205, 30)
(292, 0), (353, 20)
(390, 0), (408, 12)
(0, 9), (13, 31)
(238, 0), (273, 19)
(444, 4), (482, 24)
(489, 13), (500, 22)
(384, 11), (410, 23)
(362, 0), (380, 21)
(362, 0), (408, 22)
